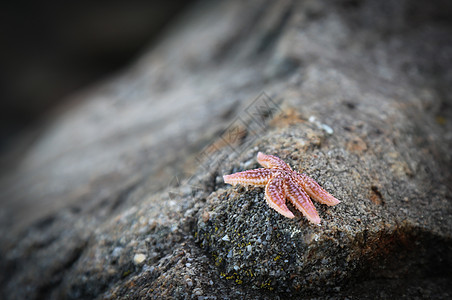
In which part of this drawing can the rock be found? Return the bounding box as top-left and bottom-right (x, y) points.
(1, 0), (452, 299)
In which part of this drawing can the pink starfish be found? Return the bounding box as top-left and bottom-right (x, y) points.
(223, 152), (340, 224)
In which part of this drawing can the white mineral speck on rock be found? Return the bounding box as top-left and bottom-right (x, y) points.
(133, 253), (146, 264)
(186, 279), (193, 287)
(227, 250), (233, 258)
(143, 265), (154, 272)
(308, 115), (334, 134)
(193, 288), (203, 296)
(243, 159), (253, 167)
(111, 247), (123, 257)
(321, 123), (334, 134)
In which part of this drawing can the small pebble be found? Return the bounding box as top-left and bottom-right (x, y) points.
(222, 235), (230, 241)
(133, 253), (146, 264)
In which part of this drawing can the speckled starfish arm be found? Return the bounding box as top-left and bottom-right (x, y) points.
(257, 152), (292, 171)
(265, 175), (294, 219)
(223, 168), (273, 186)
(223, 152), (341, 224)
(294, 173), (341, 206)
(284, 175), (320, 224)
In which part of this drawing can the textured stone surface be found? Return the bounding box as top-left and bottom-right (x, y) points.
(1, 0), (452, 299)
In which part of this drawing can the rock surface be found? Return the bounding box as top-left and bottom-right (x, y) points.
(1, 0), (452, 299)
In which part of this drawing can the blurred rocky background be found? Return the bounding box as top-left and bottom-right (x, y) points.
(0, 0), (193, 152)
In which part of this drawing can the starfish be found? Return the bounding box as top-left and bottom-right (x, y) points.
(223, 152), (340, 224)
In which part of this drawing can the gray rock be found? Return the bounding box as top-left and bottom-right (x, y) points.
(1, 0), (452, 299)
